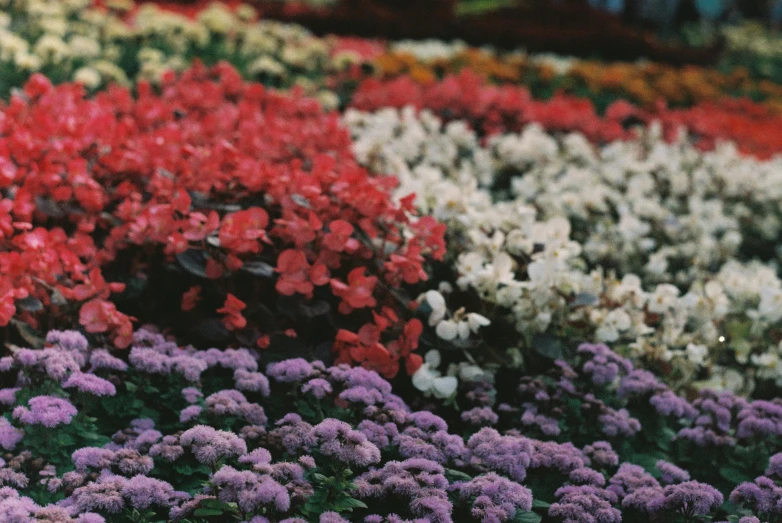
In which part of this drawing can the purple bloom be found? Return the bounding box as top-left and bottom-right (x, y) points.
(268, 414), (316, 454)
(650, 391), (697, 419)
(121, 475), (182, 508)
(569, 467), (606, 487)
(583, 442), (619, 469)
(62, 373), (117, 396)
(461, 407), (498, 427)
(528, 440), (586, 474)
(358, 420), (399, 449)
(234, 369), (271, 396)
(578, 343), (632, 385)
(655, 460), (690, 485)
(13, 396), (77, 427)
(608, 463), (660, 499)
(466, 428), (532, 482)
(311, 419), (381, 467)
(599, 408), (641, 437)
(0, 389), (20, 406)
(0, 418), (23, 451)
(211, 466), (290, 513)
(549, 485), (620, 523)
(89, 349), (128, 372)
(73, 448), (115, 471)
(456, 472), (532, 522)
(301, 378), (333, 399)
(626, 481), (723, 517)
(181, 387), (203, 404)
(46, 330), (89, 353)
(320, 512), (350, 523)
(180, 426), (247, 465)
(267, 358), (316, 383)
(768, 452), (782, 478)
(180, 405), (203, 423)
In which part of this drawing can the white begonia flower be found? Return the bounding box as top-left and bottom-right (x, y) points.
(424, 350), (441, 368)
(685, 343), (709, 366)
(757, 287), (782, 323)
(435, 320), (459, 341)
(411, 364), (437, 393)
(466, 313), (491, 333)
(431, 376), (458, 399)
(425, 290), (447, 326)
(648, 284), (680, 314)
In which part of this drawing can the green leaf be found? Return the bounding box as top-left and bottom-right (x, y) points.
(532, 334), (565, 360)
(719, 466), (754, 485)
(531, 499), (551, 509)
(444, 468), (473, 482)
(338, 497), (368, 510)
(192, 508), (223, 517)
(176, 249), (210, 278)
(513, 511), (543, 523)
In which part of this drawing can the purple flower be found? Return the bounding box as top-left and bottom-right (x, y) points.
(13, 396), (77, 427)
(320, 512), (350, 523)
(608, 463), (660, 499)
(650, 390), (697, 419)
(89, 350), (128, 372)
(583, 442), (619, 469)
(46, 330), (89, 353)
(569, 467), (606, 487)
(301, 378), (333, 399)
(466, 428), (532, 482)
(181, 387), (203, 404)
(70, 475), (127, 513)
(267, 359), (316, 383)
(211, 466), (290, 513)
(0, 389), (20, 406)
(461, 407), (498, 427)
(122, 475), (182, 508)
(549, 485), (620, 523)
(599, 408), (641, 437)
(520, 404), (560, 436)
(311, 419), (381, 467)
(578, 343), (632, 385)
(62, 373), (116, 396)
(768, 452), (782, 478)
(180, 405), (203, 423)
(180, 426), (247, 465)
(234, 369), (271, 396)
(73, 448), (115, 471)
(268, 414), (316, 454)
(0, 418), (23, 451)
(456, 472), (532, 522)
(655, 460), (690, 485)
(627, 481), (723, 517)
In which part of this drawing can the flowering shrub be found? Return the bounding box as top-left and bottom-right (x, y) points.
(0, 63), (445, 378)
(0, 327), (780, 521)
(345, 106), (782, 395)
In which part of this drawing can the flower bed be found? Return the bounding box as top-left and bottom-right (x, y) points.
(0, 327), (779, 522)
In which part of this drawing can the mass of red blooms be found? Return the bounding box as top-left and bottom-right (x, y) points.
(0, 61), (443, 378)
(350, 69), (782, 159)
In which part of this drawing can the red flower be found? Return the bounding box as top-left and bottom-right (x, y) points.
(181, 285), (201, 312)
(330, 267), (377, 314)
(218, 208), (269, 254)
(275, 249), (328, 298)
(323, 219), (358, 253)
(217, 294), (247, 331)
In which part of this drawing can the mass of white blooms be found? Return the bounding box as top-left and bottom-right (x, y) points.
(344, 106), (782, 394)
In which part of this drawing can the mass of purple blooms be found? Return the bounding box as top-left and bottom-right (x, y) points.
(0, 330), (778, 522)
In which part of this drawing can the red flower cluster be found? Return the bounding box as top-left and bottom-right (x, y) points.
(351, 69), (782, 158)
(0, 62), (443, 376)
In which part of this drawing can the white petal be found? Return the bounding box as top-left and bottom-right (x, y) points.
(412, 365), (436, 391)
(432, 376), (458, 398)
(457, 321), (471, 340)
(424, 349), (441, 368)
(467, 313), (491, 332)
(425, 290), (446, 310)
(435, 320), (458, 341)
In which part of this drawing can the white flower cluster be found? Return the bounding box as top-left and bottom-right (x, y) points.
(345, 106), (782, 394)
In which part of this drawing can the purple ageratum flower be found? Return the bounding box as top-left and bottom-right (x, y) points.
(655, 460), (690, 485)
(121, 475), (183, 509)
(76, 514), (106, 523)
(13, 395), (77, 427)
(0, 357), (12, 371)
(239, 448), (272, 470)
(730, 476), (782, 516)
(583, 441), (619, 469)
(528, 440), (586, 474)
(617, 369), (661, 398)
(339, 386), (384, 406)
(465, 428), (532, 482)
(677, 426), (736, 447)
(520, 403), (560, 436)
(311, 419), (381, 467)
(0, 388), (19, 406)
(461, 407), (498, 427)
(70, 475), (127, 514)
(650, 390), (697, 420)
(181, 387), (203, 404)
(626, 481), (723, 517)
(180, 426), (247, 466)
(768, 453), (782, 478)
(549, 485), (620, 523)
(578, 343), (633, 386)
(0, 418), (23, 451)
(621, 486), (665, 512)
(302, 378), (332, 399)
(62, 373), (116, 397)
(197, 348), (258, 372)
(89, 350), (128, 372)
(234, 369), (271, 396)
(149, 435), (184, 463)
(180, 405), (203, 423)
(455, 472), (533, 522)
(397, 427), (466, 465)
(46, 330), (89, 353)
(17, 348), (83, 380)
(319, 512), (350, 523)
(607, 463), (660, 499)
(599, 407), (641, 437)
(268, 414), (316, 454)
(205, 390), (267, 426)
(569, 467), (607, 487)
(357, 420), (399, 449)
(409, 412), (449, 432)
(353, 459), (452, 522)
(328, 365), (393, 397)
(72, 448), (115, 471)
(736, 400), (782, 440)
(211, 465), (290, 513)
(267, 358), (316, 383)
(113, 449), (154, 475)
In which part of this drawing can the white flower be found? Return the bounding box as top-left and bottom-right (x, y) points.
(424, 290), (447, 326)
(431, 376), (458, 399)
(685, 343), (709, 366)
(435, 320), (459, 341)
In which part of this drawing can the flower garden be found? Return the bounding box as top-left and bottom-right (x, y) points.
(2, 0), (782, 521)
